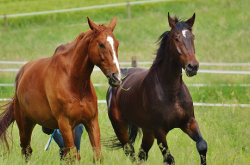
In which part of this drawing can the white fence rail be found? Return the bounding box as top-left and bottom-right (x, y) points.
(0, 0), (174, 18)
(1, 83), (250, 87)
(1, 61), (250, 66)
(0, 98), (249, 107)
(1, 68), (250, 74)
(1, 61), (250, 74)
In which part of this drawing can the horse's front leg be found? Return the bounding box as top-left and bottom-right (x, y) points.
(84, 114), (103, 163)
(58, 118), (80, 161)
(181, 118), (207, 165)
(154, 130), (175, 165)
(138, 128), (155, 162)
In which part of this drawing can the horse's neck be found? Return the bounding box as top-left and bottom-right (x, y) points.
(152, 48), (182, 94)
(69, 31), (94, 82)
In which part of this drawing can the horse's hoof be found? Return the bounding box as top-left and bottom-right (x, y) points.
(138, 147), (148, 161)
(93, 155), (104, 163)
(163, 154), (175, 165)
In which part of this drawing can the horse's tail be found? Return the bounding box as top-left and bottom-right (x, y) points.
(0, 97), (15, 152)
(103, 122), (141, 150)
(128, 123), (141, 144)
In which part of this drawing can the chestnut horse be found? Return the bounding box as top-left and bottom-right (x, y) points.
(0, 17), (121, 162)
(106, 13), (207, 164)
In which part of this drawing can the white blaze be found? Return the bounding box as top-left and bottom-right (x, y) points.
(107, 36), (121, 79)
(182, 30), (188, 38)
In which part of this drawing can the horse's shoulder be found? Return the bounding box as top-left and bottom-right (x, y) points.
(180, 82), (189, 92)
(178, 82), (192, 102)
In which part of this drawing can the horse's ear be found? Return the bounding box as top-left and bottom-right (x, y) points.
(87, 17), (99, 31)
(109, 17), (117, 31)
(168, 12), (175, 28)
(186, 13), (195, 27)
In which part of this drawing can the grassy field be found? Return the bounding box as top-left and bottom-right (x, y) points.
(0, 0), (250, 164)
(0, 105), (249, 165)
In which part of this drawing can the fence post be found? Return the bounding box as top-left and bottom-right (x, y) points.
(132, 56), (137, 67)
(127, 1), (131, 20)
(4, 14), (8, 28)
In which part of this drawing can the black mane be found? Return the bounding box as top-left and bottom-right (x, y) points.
(152, 31), (170, 67)
(152, 16), (192, 67)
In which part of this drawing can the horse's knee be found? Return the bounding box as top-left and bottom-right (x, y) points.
(196, 139), (207, 155)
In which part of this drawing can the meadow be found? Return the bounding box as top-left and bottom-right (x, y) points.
(0, 0), (250, 164)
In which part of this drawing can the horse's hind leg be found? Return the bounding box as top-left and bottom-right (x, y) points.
(108, 107), (136, 162)
(154, 130), (175, 165)
(138, 128), (155, 161)
(14, 102), (36, 161)
(181, 118), (207, 165)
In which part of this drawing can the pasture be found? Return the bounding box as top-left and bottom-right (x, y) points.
(0, 0), (250, 164)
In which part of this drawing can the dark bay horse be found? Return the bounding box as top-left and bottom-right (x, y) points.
(0, 17), (121, 162)
(106, 13), (207, 164)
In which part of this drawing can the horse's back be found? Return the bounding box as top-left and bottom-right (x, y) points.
(16, 58), (49, 91)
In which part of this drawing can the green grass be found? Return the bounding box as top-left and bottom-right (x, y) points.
(0, 0), (249, 62)
(0, 105), (250, 165)
(0, 0), (250, 164)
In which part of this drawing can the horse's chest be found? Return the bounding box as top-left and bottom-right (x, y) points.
(172, 101), (188, 120)
(172, 101), (186, 117)
(164, 99), (193, 124)
(63, 97), (97, 121)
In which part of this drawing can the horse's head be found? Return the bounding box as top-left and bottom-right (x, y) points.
(168, 13), (199, 77)
(87, 17), (121, 87)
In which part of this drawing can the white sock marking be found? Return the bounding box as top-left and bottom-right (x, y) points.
(107, 36), (121, 80)
(182, 30), (188, 38)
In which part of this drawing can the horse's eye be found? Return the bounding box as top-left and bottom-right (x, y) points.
(99, 43), (105, 48)
(175, 38), (179, 42)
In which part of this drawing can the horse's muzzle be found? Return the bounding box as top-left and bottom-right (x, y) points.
(107, 73), (122, 87)
(185, 62), (199, 77)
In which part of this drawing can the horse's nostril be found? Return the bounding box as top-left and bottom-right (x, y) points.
(187, 64), (199, 71)
(112, 73), (119, 81)
(187, 64), (194, 71)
